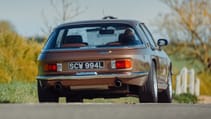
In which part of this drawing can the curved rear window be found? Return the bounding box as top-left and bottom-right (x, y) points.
(44, 23), (143, 49)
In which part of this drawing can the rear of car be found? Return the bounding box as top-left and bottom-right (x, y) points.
(37, 20), (153, 102)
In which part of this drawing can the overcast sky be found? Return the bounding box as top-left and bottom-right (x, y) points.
(0, 0), (170, 37)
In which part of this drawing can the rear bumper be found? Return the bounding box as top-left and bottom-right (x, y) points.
(37, 72), (148, 80)
(37, 72), (148, 87)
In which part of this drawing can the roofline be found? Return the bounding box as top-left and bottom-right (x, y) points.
(56, 19), (143, 28)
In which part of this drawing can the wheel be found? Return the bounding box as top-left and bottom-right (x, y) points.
(158, 73), (172, 103)
(139, 62), (158, 103)
(37, 80), (59, 103)
(66, 97), (83, 103)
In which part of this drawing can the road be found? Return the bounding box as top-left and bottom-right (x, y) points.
(0, 104), (211, 119)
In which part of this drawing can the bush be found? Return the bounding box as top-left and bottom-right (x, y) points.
(0, 21), (42, 83)
(173, 93), (198, 104)
(198, 72), (211, 95)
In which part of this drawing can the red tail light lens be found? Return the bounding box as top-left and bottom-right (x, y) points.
(115, 59), (132, 69)
(44, 64), (57, 72)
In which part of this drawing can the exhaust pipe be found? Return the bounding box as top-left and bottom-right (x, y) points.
(55, 82), (63, 90)
(115, 79), (122, 87)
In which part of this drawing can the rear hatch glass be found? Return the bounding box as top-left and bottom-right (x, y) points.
(44, 23), (143, 49)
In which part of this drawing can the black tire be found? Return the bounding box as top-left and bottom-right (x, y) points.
(66, 97), (83, 103)
(37, 80), (59, 103)
(158, 73), (172, 103)
(139, 62), (158, 103)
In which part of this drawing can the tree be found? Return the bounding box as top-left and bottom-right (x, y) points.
(42, 0), (84, 35)
(157, 0), (211, 72)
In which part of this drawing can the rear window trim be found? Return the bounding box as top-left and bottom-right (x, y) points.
(46, 23), (145, 50)
(42, 45), (146, 53)
(57, 23), (133, 30)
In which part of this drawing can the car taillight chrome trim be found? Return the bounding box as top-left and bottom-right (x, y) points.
(57, 63), (62, 72)
(111, 60), (116, 69)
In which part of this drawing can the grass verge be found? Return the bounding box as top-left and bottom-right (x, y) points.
(0, 81), (205, 104)
(0, 81), (37, 103)
(173, 93), (198, 104)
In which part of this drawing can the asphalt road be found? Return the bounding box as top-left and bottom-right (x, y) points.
(0, 104), (211, 119)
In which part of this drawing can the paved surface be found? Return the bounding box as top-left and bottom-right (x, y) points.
(0, 104), (211, 119)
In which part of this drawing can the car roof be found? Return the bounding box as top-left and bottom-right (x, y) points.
(57, 19), (143, 29)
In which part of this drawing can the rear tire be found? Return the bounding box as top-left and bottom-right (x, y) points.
(158, 73), (172, 103)
(37, 80), (59, 103)
(139, 62), (158, 103)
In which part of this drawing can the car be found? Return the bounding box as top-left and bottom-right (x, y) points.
(37, 16), (172, 103)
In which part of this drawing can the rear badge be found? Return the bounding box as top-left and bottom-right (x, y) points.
(99, 50), (112, 54)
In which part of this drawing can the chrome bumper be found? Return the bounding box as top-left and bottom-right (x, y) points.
(37, 72), (148, 80)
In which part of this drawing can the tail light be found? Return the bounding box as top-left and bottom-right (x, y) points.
(44, 63), (62, 72)
(111, 59), (132, 69)
(44, 64), (57, 72)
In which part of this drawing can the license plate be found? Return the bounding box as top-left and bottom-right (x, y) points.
(69, 61), (104, 70)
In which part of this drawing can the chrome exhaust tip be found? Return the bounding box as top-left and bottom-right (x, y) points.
(115, 79), (122, 87)
(55, 82), (63, 89)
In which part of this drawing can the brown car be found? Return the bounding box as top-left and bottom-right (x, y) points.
(37, 17), (172, 103)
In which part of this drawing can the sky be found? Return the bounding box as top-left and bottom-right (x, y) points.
(0, 0), (170, 37)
